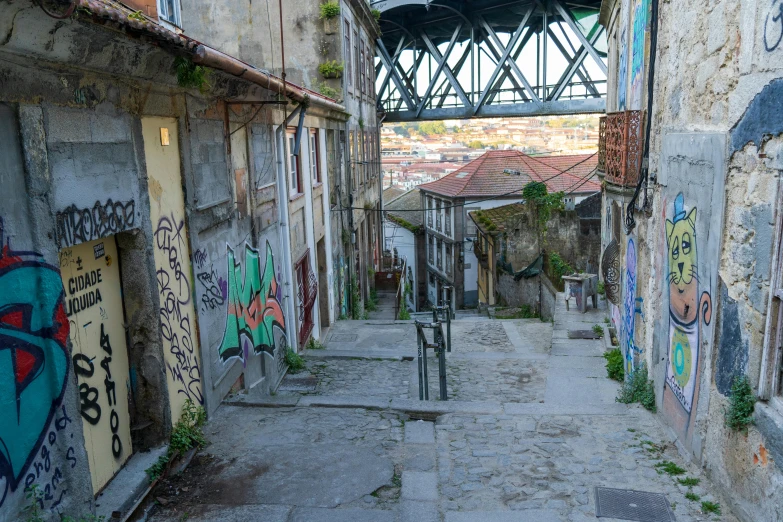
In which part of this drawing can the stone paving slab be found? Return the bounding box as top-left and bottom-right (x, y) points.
(405, 420), (436, 444)
(150, 504), (292, 522)
(290, 507), (398, 522)
(401, 500), (439, 522)
(296, 358), (412, 398)
(445, 509), (564, 522)
(402, 471), (439, 501)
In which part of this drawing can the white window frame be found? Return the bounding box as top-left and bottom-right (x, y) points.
(287, 131), (302, 195)
(157, 0), (182, 27)
(310, 129), (321, 184)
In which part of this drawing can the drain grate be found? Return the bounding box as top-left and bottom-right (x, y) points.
(595, 487), (676, 521)
(329, 334), (358, 342)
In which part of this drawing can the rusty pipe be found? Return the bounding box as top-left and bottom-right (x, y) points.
(192, 45), (346, 113)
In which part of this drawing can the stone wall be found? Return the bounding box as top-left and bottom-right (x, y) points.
(602, 0), (783, 519)
(496, 272), (557, 322)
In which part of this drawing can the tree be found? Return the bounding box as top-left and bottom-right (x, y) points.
(418, 121), (447, 136)
(467, 140), (485, 149)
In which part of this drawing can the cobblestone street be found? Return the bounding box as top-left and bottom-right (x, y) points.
(149, 297), (740, 522)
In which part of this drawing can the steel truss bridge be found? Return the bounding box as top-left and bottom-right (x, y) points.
(372, 0), (607, 122)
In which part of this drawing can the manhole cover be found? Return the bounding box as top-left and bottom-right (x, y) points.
(568, 330), (602, 339)
(595, 487), (676, 521)
(329, 334), (358, 342)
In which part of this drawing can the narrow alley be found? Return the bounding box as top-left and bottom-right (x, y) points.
(147, 297), (738, 522)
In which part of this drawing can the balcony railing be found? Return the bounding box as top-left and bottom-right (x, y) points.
(603, 110), (645, 187)
(474, 240), (488, 267)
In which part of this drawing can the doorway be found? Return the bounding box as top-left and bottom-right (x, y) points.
(317, 238), (329, 328)
(60, 237), (132, 494)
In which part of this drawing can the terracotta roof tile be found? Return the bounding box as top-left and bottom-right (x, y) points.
(418, 150), (600, 198)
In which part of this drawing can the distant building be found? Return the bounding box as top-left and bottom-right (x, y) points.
(383, 189), (426, 312)
(419, 150), (599, 309)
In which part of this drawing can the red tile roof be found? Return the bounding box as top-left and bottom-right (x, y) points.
(418, 150), (600, 198)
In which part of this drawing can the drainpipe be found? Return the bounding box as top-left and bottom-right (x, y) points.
(276, 107), (302, 351)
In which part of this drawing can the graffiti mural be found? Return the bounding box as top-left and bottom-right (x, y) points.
(55, 199), (136, 249)
(61, 238), (132, 493)
(621, 238), (644, 374)
(664, 194), (712, 413)
(196, 269), (227, 312)
(0, 217), (70, 508)
(154, 216), (204, 411)
(218, 241), (286, 363)
(601, 239), (622, 305)
(629, 0), (650, 109)
(764, 0), (783, 52)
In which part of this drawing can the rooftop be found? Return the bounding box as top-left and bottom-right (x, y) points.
(385, 189), (424, 232)
(469, 204), (527, 235)
(418, 150), (599, 199)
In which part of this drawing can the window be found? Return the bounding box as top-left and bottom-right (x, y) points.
(359, 42), (366, 95)
(354, 29), (360, 97)
(349, 131), (356, 189)
(157, 0), (181, 27)
(428, 234), (434, 264)
(446, 244), (452, 274)
(445, 203), (452, 236)
(360, 40), (367, 96)
(364, 132), (370, 181)
(436, 239), (443, 270)
(427, 196), (434, 227)
(465, 207), (480, 236)
(366, 45), (374, 96)
(344, 20), (352, 93)
(436, 200), (442, 232)
(310, 130), (321, 184)
(287, 130), (302, 196)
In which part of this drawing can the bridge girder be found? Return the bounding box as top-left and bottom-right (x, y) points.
(373, 0), (607, 122)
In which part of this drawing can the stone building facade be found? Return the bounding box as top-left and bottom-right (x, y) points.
(599, 0), (783, 519)
(0, 1), (351, 520)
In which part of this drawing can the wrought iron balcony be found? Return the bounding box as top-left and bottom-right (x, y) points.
(598, 116), (606, 172)
(602, 110), (645, 188)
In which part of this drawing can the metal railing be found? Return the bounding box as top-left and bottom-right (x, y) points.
(415, 320), (448, 401)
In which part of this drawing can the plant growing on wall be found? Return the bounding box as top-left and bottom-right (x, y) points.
(320, 1), (340, 19)
(548, 252), (573, 286)
(398, 307), (411, 320)
(318, 60), (344, 79)
(173, 57), (212, 93)
(522, 181), (564, 244)
(371, 8), (382, 21)
(318, 82), (340, 99)
(616, 364), (656, 412)
(725, 375), (757, 432)
(145, 400), (207, 481)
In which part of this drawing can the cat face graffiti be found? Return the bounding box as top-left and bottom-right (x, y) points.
(666, 207), (698, 325)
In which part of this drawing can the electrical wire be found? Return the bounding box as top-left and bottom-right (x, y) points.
(345, 152), (599, 213)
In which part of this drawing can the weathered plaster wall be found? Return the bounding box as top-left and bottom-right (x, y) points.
(496, 272), (557, 321)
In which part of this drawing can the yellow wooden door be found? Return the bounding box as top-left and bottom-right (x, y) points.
(59, 237), (131, 494)
(142, 117), (204, 424)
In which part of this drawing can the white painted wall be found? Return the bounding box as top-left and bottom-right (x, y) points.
(384, 219), (417, 311)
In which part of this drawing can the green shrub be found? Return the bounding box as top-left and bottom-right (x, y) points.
(307, 338), (325, 350)
(603, 348), (624, 382)
(146, 400), (207, 481)
(285, 348), (305, 373)
(617, 363), (656, 412)
(725, 375), (756, 432)
(173, 57), (211, 93)
(701, 501), (721, 514)
(371, 8), (381, 21)
(678, 477), (700, 487)
(685, 492), (700, 501)
(597, 281), (606, 295)
(548, 252), (573, 286)
(655, 460), (686, 476)
(398, 307), (411, 320)
(319, 1), (340, 19)
(318, 82), (340, 99)
(592, 324), (604, 337)
(318, 60), (344, 79)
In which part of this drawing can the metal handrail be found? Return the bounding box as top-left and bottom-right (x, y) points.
(395, 256), (408, 319)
